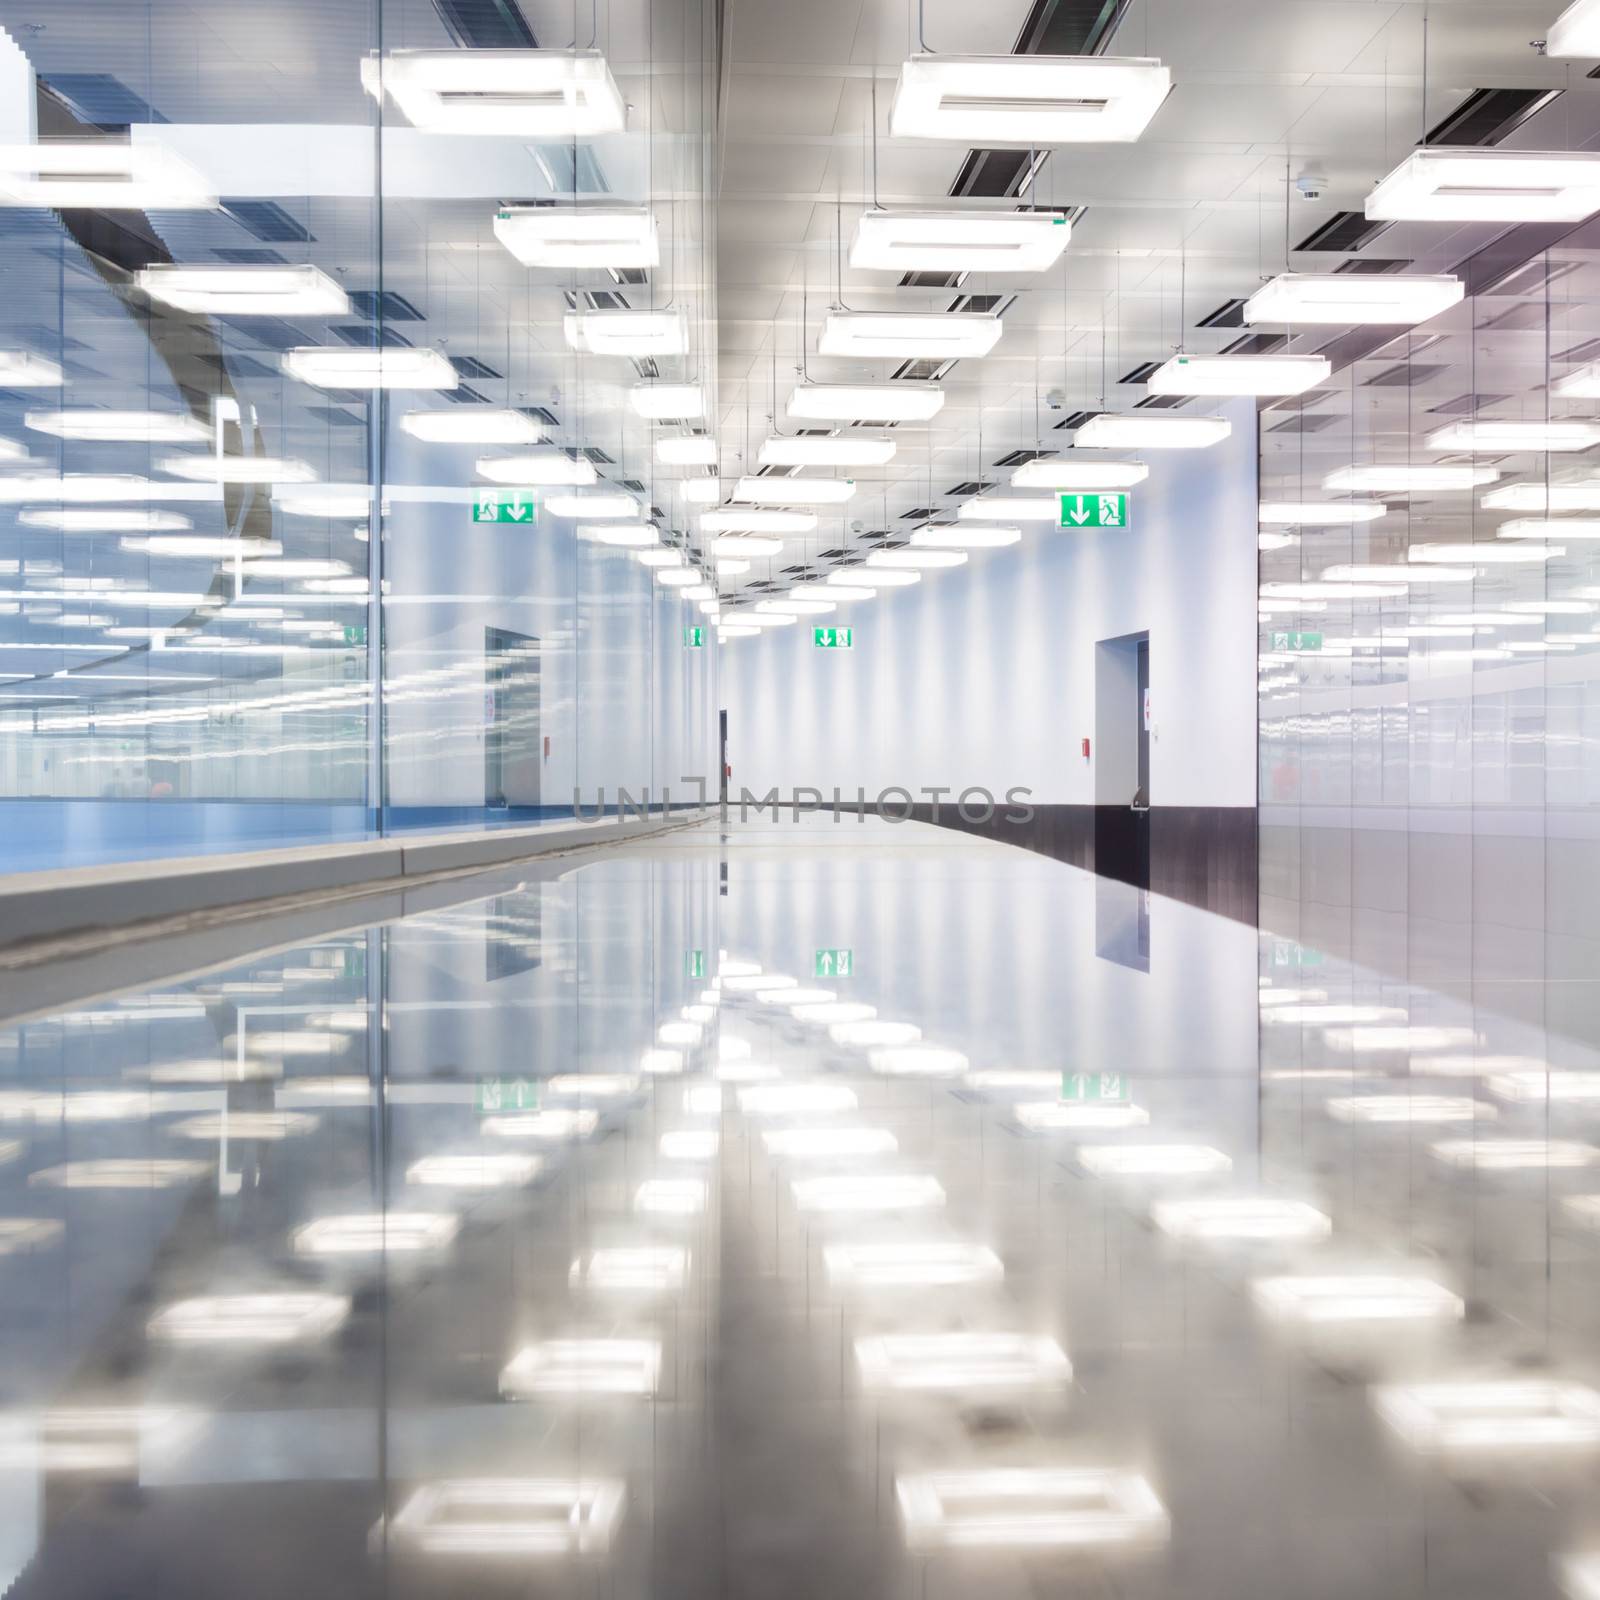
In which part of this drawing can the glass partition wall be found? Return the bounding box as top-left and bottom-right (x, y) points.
(0, 0), (719, 870)
(1259, 220), (1600, 1040)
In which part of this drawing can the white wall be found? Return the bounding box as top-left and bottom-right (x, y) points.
(723, 399), (1258, 808)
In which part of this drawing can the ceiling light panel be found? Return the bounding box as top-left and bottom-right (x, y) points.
(400, 408), (542, 445)
(850, 209), (1071, 272)
(1324, 465), (1499, 493)
(656, 437), (717, 465)
(700, 509), (816, 534)
(819, 312), (1001, 359)
(1258, 501), (1386, 525)
(1427, 420), (1600, 452)
(361, 48), (625, 136)
(0, 141), (216, 209)
(494, 205), (657, 268)
(477, 450), (596, 486)
(1147, 353), (1329, 396)
(1549, 0), (1600, 55)
(1366, 148), (1600, 223)
(283, 347), (458, 390)
(25, 411), (210, 444)
(758, 436), (894, 467)
(733, 476), (854, 505)
(564, 309), (686, 356)
(957, 496), (1057, 521)
(1012, 459), (1147, 489)
(1244, 273), (1463, 326)
(631, 383), (706, 419)
(889, 54), (1171, 144)
(787, 382), (945, 422)
(135, 264), (348, 316)
(1074, 414), (1231, 449)
(0, 351), (63, 387)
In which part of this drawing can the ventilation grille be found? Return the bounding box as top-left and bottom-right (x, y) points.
(1429, 392), (1510, 415)
(221, 199), (313, 243)
(993, 448), (1054, 467)
(1221, 332), (1285, 356)
(332, 324), (411, 349)
(1134, 394), (1186, 409)
(348, 290), (424, 321)
(1364, 362), (1449, 387)
(1119, 361), (1160, 384)
(1052, 410), (1103, 431)
(442, 384), (490, 404)
(40, 74), (167, 129)
(451, 355), (502, 380)
(1295, 212), (1391, 254)
(1424, 87), (1562, 148)
(434, 0), (537, 47)
(899, 271), (967, 290)
(1333, 257), (1411, 275)
(1197, 298), (1248, 329)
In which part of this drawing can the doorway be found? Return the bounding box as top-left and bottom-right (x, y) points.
(1093, 630), (1150, 890)
(484, 626), (541, 808)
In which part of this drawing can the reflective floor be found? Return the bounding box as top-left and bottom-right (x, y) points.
(2, 818), (1599, 1600)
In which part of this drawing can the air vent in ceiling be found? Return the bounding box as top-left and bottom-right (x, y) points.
(1364, 361), (1448, 387)
(900, 507), (934, 520)
(348, 290), (424, 321)
(441, 384), (489, 404)
(1119, 361), (1160, 384)
(950, 293), (1008, 315)
(1052, 410), (1102, 431)
(900, 270), (968, 290)
(1333, 257), (1411, 275)
(212, 247), (287, 265)
(204, 353), (277, 381)
(1428, 392), (1511, 415)
(945, 481), (992, 497)
(522, 406), (559, 427)
(1295, 212), (1391, 254)
(332, 324), (411, 349)
(994, 448), (1054, 467)
(221, 199), (313, 243)
(451, 355), (502, 380)
(618, 478), (646, 493)
(1017, 0), (1132, 53)
(1266, 413), (1342, 434)
(1480, 302), (1552, 332)
(574, 447), (613, 464)
(305, 406), (365, 428)
(1221, 332), (1286, 356)
(949, 149), (1033, 199)
(533, 145), (609, 194)
(1424, 87), (1562, 148)
(40, 74), (167, 129)
(1134, 393), (1186, 409)
(1558, 336), (1600, 363)
(609, 267), (648, 286)
(1483, 257), (1581, 297)
(231, 317), (312, 352)
(891, 358), (951, 381)
(434, 0), (537, 47)
(1197, 298), (1248, 329)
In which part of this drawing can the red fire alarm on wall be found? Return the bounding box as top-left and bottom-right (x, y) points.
(1081, 737), (1091, 759)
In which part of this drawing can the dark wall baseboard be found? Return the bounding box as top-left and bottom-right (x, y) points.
(889, 802), (1259, 925)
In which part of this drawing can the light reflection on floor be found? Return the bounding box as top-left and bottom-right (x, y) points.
(0, 817), (1596, 1598)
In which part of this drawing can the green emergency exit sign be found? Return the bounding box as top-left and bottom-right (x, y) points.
(472, 489), (538, 524)
(683, 626), (705, 647)
(686, 949), (706, 979)
(1061, 1071), (1130, 1103)
(814, 948), (853, 978)
(1271, 630), (1323, 652)
(476, 1078), (540, 1113)
(814, 626), (853, 649)
(1059, 492), (1129, 529)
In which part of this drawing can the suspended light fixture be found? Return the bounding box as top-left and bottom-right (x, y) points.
(282, 347), (458, 390)
(1244, 272), (1463, 326)
(656, 437), (718, 466)
(135, 264), (348, 316)
(636, 548), (683, 568)
(681, 478), (722, 503)
(911, 524), (1020, 548)
(546, 490), (638, 518)
(867, 549), (968, 569)
(700, 509), (816, 534)
(25, 410), (210, 444)
(1366, 147), (1600, 223)
(400, 410), (542, 444)
(1551, 362), (1600, 398)
(792, 580), (874, 600)
(1074, 414), (1230, 449)
(1548, 0), (1600, 55)
(0, 141), (216, 209)
(1498, 518), (1600, 539)
(845, 565), (919, 586)
(493, 205), (657, 268)
(888, 54), (1171, 144)
(563, 309), (686, 356)
(1147, 353), (1329, 397)
(1410, 542), (1562, 564)
(818, 312), (1002, 359)
(477, 450), (596, 486)
(360, 47), (625, 136)
(22, 509), (192, 534)
(1259, 501), (1387, 525)
(850, 210), (1071, 272)
(272, 484), (373, 517)
(787, 382), (944, 422)
(1427, 420), (1600, 453)
(1483, 479), (1600, 511)
(630, 383), (706, 419)
(1012, 459), (1147, 489)
(1324, 464), (1499, 492)
(0, 352), (63, 386)
(957, 496), (1058, 522)
(759, 436), (894, 467)
(579, 523), (658, 547)
(758, 598), (836, 616)
(160, 455), (317, 484)
(733, 476), (855, 505)
(712, 535), (785, 557)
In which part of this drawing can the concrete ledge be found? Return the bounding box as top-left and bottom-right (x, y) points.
(0, 811), (706, 952)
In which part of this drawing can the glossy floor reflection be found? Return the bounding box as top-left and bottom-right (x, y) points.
(1, 818), (1599, 1599)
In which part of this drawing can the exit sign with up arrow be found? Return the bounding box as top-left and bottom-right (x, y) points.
(1059, 492), (1129, 529)
(472, 489), (538, 524)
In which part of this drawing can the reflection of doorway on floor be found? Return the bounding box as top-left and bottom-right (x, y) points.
(485, 626), (541, 808)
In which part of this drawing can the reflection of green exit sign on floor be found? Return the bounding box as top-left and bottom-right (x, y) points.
(1271, 630), (1323, 652)
(342, 624), (366, 646)
(683, 626), (705, 647)
(1059, 492), (1128, 529)
(476, 1078), (540, 1113)
(815, 948), (853, 977)
(686, 949), (705, 979)
(1061, 1071), (1130, 1103)
(815, 627), (853, 649)
(472, 489), (538, 524)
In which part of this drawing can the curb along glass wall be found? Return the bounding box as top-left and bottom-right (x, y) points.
(1259, 226), (1600, 1032)
(0, 0), (717, 870)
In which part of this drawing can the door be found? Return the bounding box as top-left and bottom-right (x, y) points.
(485, 626), (541, 808)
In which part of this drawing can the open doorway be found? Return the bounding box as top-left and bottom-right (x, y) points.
(1094, 631), (1150, 890)
(485, 626), (541, 808)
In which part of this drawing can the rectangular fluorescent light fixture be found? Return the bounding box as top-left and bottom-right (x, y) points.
(25, 410), (210, 444)
(856, 1333), (1071, 1392)
(1366, 147), (1600, 222)
(1429, 1139), (1598, 1170)
(791, 1174), (945, 1212)
(1246, 271), (1464, 326)
(1427, 420), (1600, 453)
(660, 1129), (718, 1160)
(896, 1469), (1170, 1551)
(913, 522), (1019, 548)
(273, 483), (372, 518)
(478, 450), (596, 486)
(867, 548), (967, 569)
(1374, 1381), (1600, 1453)
(1016, 1101), (1149, 1131)
(1148, 353), (1329, 396)
(788, 382), (944, 422)
(656, 436), (717, 466)
(292, 1211), (459, 1254)
(28, 1159), (207, 1189)
(581, 522), (657, 546)
(701, 509), (815, 534)
(1013, 459), (1147, 489)
(869, 1045), (969, 1077)
(571, 1246), (688, 1292)
(1078, 1143), (1231, 1177)
(147, 1292), (349, 1344)
(1554, 362), (1600, 398)
(406, 1154), (541, 1188)
(135, 264), (347, 316)
(1410, 542), (1560, 564)
(500, 1338), (661, 1397)
(889, 53), (1171, 144)
(494, 205), (656, 268)
(1484, 479), (1600, 510)
(283, 346), (458, 390)
(739, 1083), (858, 1116)
(851, 209), (1071, 272)
(0, 351), (64, 387)
(483, 1108), (599, 1140)
(819, 311), (1001, 359)
(361, 48), (625, 137)
(759, 435), (894, 467)
(0, 141), (215, 209)
(1259, 501), (1386, 525)
(1324, 464), (1499, 492)
(547, 490), (637, 517)
(563, 309), (685, 356)
(733, 475), (855, 505)
(387, 1479), (625, 1556)
(1252, 1274), (1463, 1327)
(159, 454), (316, 485)
(762, 1127), (898, 1158)
(1325, 1094), (1488, 1124)
(823, 1241), (1002, 1288)
(1487, 1070), (1600, 1102)
(1550, 0), (1600, 55)
(1074, 413), (1230, 449)
(631, 383), (705, 419)
(401, 409), (542, 444)
(634, 1178), (706, 1215)
(958, 495), (1058, 521)
(1151, 1197), (1332, 1241)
